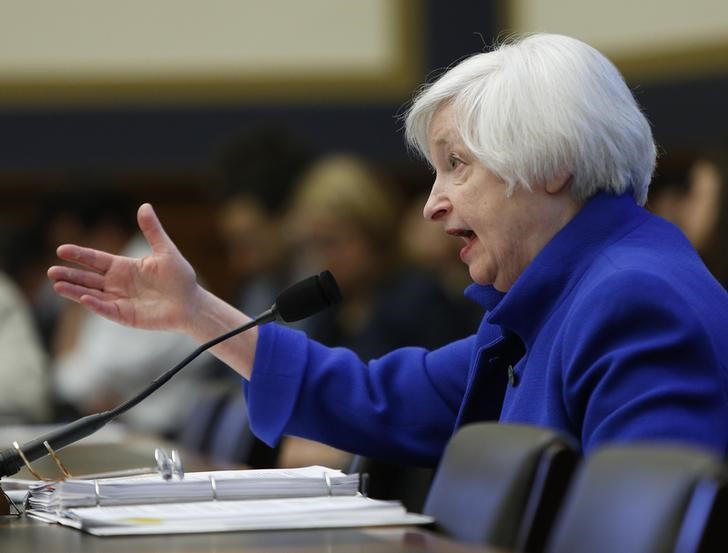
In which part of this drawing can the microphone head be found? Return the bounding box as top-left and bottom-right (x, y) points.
(274, 270), (342, 322)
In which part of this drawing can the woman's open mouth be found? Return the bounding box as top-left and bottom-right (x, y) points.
(448, 229), (477, 261)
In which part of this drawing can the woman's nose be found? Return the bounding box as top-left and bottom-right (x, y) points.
(423, 187), (450, 221)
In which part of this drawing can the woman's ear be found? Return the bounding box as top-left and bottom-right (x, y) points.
(545, 173), (572, 195)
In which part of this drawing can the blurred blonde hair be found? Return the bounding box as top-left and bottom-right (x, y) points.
(290, 154), (400, 252)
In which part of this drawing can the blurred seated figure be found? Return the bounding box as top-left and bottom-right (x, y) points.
(177, 129), (314, 466)
(50, 186), (210, 436)
(288, 154), (480, 358)
(215, 127), (312, 315)
(0, 270), (48, 423)
(649, 149), (728, 288)
(2, 188), (114, 355)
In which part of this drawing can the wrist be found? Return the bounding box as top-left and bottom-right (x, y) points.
(182, 286), (250, 343)
(180, 286), (259, 379)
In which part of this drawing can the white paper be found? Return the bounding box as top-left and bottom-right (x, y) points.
(28, 495), (433, 536)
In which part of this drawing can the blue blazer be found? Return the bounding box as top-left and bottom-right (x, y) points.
(245, 192), (728, 465)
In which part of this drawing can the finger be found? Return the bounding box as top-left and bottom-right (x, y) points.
(78, 294), (123, 322)
(56, 244), (115, 273)
(52, 281), (115, 305)
(137, 203), (179, 256)
(48, 265), (106, 290)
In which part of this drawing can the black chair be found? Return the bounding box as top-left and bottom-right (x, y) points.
(544, 443), (728, 553)
(423, 422), (578, 552)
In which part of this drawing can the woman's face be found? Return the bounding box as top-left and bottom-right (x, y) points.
(218, 197), (283, 280)
(423, 103), (580, 291)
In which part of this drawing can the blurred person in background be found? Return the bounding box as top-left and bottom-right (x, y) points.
(1, 184), (135, 422)
(0, 269), (48, 423)
(215, 127), (312, 316)
(175, 128), (314, 469)
(1, 190), (111, 355)
(288, 154), (478, 360)
(649, 148), (728, 288)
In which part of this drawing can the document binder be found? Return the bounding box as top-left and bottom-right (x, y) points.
(20, 465), (432, 536)
(27, 465), (360, 509)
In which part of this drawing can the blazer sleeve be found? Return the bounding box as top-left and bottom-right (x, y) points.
(245, 323), (475, 466)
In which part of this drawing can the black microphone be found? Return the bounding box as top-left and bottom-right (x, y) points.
(0, 271), (341, 479)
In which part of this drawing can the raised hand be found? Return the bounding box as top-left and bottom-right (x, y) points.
(48, 203), (201, 334)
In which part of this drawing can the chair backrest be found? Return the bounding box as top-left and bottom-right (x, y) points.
(544, 443), (728, 553)
(176, 389), (230, 454)
(423, 422), (578, 552)
(208, 391), (255, 465)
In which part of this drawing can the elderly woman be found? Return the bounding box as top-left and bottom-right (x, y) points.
(48, 34), (728, 462)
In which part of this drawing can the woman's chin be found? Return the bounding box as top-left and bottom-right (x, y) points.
(468, 267), (492, 286)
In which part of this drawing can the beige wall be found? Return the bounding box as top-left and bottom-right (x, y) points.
(0, 0), (421, 104)
(2, 0), (726, 103)
(0, 0), (394, 77)
(506, 0), (728, 80)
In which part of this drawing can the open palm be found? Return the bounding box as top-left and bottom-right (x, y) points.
(48, 203), (201, 334)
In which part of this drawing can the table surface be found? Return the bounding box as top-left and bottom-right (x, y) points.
(1, 436), (497, 553)
(0, 519), (497, 553)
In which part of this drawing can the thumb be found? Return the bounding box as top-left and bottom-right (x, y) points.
(137, 203), (178, 255)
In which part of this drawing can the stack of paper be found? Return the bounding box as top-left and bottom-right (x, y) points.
(29, 495), (433, 536)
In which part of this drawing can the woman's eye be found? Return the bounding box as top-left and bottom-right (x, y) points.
(448, 155), (463, 169)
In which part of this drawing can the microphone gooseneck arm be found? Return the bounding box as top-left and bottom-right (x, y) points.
(0, 271), (340, 479)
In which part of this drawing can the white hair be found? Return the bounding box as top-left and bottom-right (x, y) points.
(405, 33), (656, 205)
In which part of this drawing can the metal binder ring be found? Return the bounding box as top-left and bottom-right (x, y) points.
(208, 475), (218, 501)
(154, 448), (173, 481)
(171, 449), (184, 480)
(323, 472), (332, 496)
(93, 480), (101, 507)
